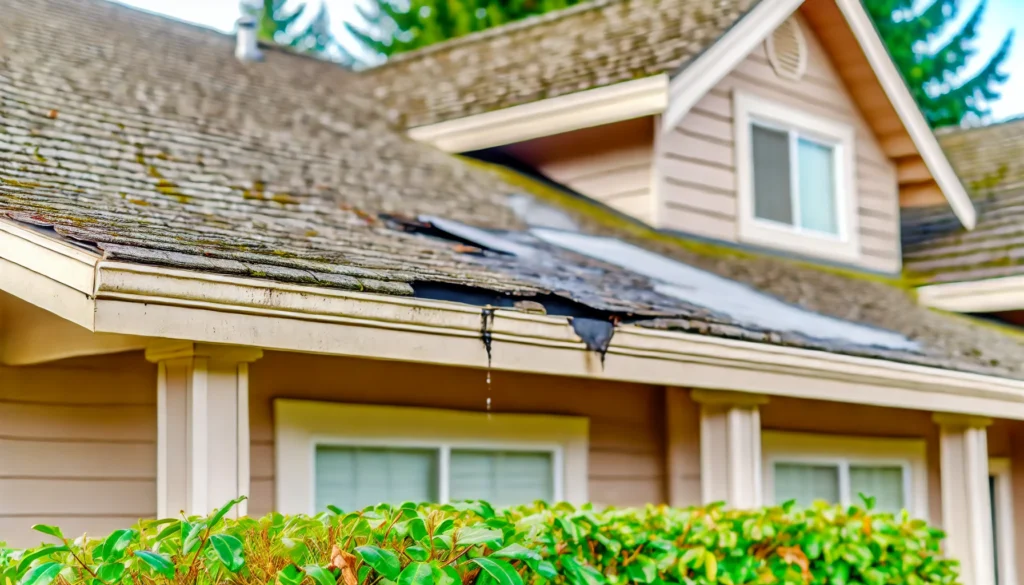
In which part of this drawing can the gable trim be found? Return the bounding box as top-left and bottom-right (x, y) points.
(832, 0), (975, 229)
(662, 0), (806, 136)
(917, 275), (1024, 313)
(407, 74), (668, 152)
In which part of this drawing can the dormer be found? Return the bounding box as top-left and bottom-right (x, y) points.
(368, 0), (975, 275)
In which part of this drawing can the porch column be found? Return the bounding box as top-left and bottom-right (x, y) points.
(146, 342), (263, 518)
(692, 389), (767, 508)
(934, 414), (995, 585)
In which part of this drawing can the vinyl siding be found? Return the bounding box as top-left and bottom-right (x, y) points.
(0, 352), (156, 546)
(247, 351), (675, 515)
(657, 15), (901, 273)
(503, 117), (656, 223)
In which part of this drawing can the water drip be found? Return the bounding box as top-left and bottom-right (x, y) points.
(571, 317), (616, 368)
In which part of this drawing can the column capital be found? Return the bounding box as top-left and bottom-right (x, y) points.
(691, 389), (769, 407)
(933, 413), (994, 429)
(146, 340), (263, 364)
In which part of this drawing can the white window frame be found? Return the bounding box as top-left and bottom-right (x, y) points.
(734, 91), (860, 262)
(762, 431), (928, 519)
(989, 458), (1017, 585)
(274, 399), (589, 514)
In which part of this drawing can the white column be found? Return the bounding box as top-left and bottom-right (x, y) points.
(934, 413), (995, 585)
(692, 389), (767, 509)
(147, 341), (263, 518)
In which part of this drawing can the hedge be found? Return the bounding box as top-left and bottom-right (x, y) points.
(0, 497), (960, 585)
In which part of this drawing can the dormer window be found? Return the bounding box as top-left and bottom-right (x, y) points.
(734, 92), (859, 262)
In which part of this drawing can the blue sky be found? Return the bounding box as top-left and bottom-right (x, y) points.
(116, 0), (1024, 122)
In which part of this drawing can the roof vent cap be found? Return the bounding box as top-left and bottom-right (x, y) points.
(766, 18), (807, 81)
(235, 16), (264, 62)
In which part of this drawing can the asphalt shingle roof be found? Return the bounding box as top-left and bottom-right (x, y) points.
(7, 0), (1024, 380)
(364, 0), (761, 128)
(903, 119), (1024, 284)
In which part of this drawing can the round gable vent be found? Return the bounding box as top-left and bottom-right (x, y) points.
(766, 18), (808, 81)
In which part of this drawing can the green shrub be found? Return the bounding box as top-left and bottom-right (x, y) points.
(0, 498), (960, 585)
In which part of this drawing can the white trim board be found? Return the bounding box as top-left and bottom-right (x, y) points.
(274, 400), (589, 514)
(659, 0), (975, 230)
(917, 275), (1024, 313)
(408, 75), (668, 153)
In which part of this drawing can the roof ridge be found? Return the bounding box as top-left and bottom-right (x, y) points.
(936, 114), (1024, 138)
(363, 0), (625, 71)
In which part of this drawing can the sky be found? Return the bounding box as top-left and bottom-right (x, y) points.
(115, 0), (1024, 122)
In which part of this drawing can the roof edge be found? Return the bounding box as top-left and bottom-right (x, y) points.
(362, 0), (623, 71)
(918, 274), (1024, 313)
(78, 260), (1024, 419)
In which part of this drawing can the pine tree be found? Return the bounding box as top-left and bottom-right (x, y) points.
(346, 0), (581, 60)
(867, 0), (1014, 127)
(241, 0), (338, 56)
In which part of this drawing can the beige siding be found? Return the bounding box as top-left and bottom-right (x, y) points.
(0, 352), (156, 546)
(247, 351), (672, 515)
(658, 16), (901, 273)
(503, 117), (656, 223)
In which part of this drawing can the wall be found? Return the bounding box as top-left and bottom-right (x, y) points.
(657, 15), (901, 274)
(0, 352), (156, 546)
(502, 117), (656, 223)
(247, 351), (676, 515)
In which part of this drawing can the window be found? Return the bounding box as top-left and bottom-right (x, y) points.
(762, 431), (928, 518)
(989, 458), (1017, 585)
(735, 92), (859, 261)
(274, 400), (588, 514)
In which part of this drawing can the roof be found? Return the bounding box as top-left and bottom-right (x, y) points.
(5, 0), (1024, 380)
(903, 118), (1024, 284)
(363, 0), (761, 128)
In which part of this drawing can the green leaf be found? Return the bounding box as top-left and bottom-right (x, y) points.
(492, 544), (541, 562)
(555, 517), (579, 543)
(469, 558), (523, 585)
(183, 522), (205, 554)
(355, 546), (401, 580)
(210, 534), (245, 572)
(626, 556), (657, 584)
(30, 526), (63, 541)
(536, 561), (558, 579)
(455, 526), (503, 546)
(408, 518), (428, 541)
(207, 496), (247, 529)
(100, 530), (136, 562)
(398, 563), (434, 585)
(703, 552), (718, 582)
(154, 522), (181, 543)
(405, 546), (429, 562)
(96, 563), (125, 584)
(279, 565), (304, 585)
(17, 546), (69, 576)
(327, 505), (344, 515)
(304, 566), (338, 585)
(134, 551), (175, 578)
(21, 562), (62, 585)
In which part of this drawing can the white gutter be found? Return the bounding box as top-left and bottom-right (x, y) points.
(917, 275), (1024, 313)
(3, 218), (1024, 420)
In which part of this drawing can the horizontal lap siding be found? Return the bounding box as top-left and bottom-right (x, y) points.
(247, 351), (670, 516)
(504, 117), (656, 223)
(0, 352), (156, 546)
(657, 16), (900, 273)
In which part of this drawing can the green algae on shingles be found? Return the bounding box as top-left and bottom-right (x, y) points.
(469, 158), (913, 291)
(155, 179), (191, 204)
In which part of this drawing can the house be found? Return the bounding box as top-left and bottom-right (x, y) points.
(0, 2), (1020, 585)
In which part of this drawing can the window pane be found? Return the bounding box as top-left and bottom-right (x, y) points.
(796, 138), (838, 235)
(774, 463), (839, 507)
(450, 450), (553, 507)
(752, 125), (793, 225)
(849, 465), (904, 512)
(315, 446), (438, 512)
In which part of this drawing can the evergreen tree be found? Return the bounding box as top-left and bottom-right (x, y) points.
(867, 0), (1013, 127)
(241, 0), (338, 56)
(347, 0), (581, 60)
